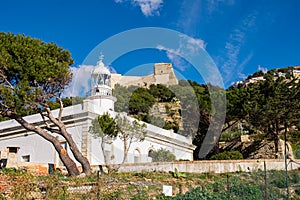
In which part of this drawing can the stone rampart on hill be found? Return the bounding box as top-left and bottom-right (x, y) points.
(111, 63), (178, 88)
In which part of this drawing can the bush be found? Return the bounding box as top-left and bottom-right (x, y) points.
(172, 187), (226, 200)
(210, 151), (243, 160)
(149, 148), (176, 162)
(163, 121), (179, 133)
(294, 149), (300, 159)
(220, 131), (241, 142)
(229, 177), (262, 200)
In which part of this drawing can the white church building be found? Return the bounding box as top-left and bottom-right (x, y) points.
(0, 58), (195, 170)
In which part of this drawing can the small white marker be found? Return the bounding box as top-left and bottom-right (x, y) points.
(162, 185), (172, 196)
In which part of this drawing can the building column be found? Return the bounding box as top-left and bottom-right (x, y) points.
(81, 119), (91, 162)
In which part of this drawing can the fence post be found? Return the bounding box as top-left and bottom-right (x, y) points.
(227, 174), (230, 200)
(97, 170), (101, 200)
(264, 161), (267, 200)
(284, 127), (289, 200)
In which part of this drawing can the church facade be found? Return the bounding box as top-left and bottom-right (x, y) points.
(0, 58), (195, 170)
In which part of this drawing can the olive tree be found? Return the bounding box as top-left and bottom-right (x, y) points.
(89, 113), (119, 166)
(115, 114), (147, 164)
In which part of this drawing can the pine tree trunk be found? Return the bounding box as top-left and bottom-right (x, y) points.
(61, 129), (91, 175)
(9, 113), (80, 176)
(274, 134), (279, 159)
(52, 137), (81, 176)
(45, 108), (92, 175)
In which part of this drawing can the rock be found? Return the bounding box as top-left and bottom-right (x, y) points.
(179, 184), (189, 195)
(77, 173), (86, 178)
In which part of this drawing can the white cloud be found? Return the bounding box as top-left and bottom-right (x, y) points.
(157, 44), (184, 70)
(177, 0), (201, 35)
(157, 35), (206, 71)
(63, 64), (117, 97)
(63, 65), (94, 97)
(221, 11), (257, 83)
(206, 0), (235, 14)
(237, 52), (253, 79)
(115, 0), (163, 17)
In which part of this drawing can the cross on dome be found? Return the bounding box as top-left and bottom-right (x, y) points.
(92, 53), (110, 75)
(99, 52), (104, 62)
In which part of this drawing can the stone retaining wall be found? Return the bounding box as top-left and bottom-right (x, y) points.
(107, 159), (300, 174)
(14, 159), (300, 175)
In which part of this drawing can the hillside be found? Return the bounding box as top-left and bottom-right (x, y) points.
(113, 66), (299, 161)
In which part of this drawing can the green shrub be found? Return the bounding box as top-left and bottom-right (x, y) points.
(288, 131), (300, 144)
(220, 131), (242, 142)
(229, 177), (263, 200)
(270, 176), (286, 188)
(294, 149), (300, 159)
(210, 151), (243, 160)
(169, 168), (187, 178)
(172, 187), (226, 200)
(290, 171), (300, 184)
(150, 148), (176, 162)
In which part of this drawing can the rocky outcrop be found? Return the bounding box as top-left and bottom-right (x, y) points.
(220, 136), (294, 159)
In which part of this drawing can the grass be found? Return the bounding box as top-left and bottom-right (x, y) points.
(1, 168), (300, 199)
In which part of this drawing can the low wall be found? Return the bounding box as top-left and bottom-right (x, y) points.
(108, 159), (300, 174)
(14, 159), (300, 175)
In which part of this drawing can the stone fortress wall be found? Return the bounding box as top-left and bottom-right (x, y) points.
(111, 63), (178, 88)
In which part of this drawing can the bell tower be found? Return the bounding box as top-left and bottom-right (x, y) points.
(85, 54), (117, 114)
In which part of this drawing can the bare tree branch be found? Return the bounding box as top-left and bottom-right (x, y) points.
(45, 107), (65, 130)
(40, 112), (51, 128)
(0, 68), (14, 89)
(45, 127), (61, 134)
(57, 97), (63, 122)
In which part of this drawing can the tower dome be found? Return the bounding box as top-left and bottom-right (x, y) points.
(91, 55), (111, 88)
(89, 54), (112, 96)
(85, 54), (117, 114)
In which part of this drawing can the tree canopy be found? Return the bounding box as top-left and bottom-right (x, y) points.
(225, 71), (300, 158)
(0, 32), (90, 176)
(0, 32), (72, 114)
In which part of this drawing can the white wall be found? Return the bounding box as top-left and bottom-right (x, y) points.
(115, 159), (298, 174)
(0, 133), (55, 164)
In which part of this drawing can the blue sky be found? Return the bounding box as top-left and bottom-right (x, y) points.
(1, 0), (300, 88)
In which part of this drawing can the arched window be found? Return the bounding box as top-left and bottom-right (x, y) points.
(134, 149), (141, 163)
(148, 149), (154, 158)
(147, 148), (155, 162)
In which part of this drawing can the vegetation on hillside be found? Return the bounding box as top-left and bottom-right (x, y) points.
(1, 168), (300, 199)
(113, 68), (300, 160)
(226, 70), (300, 158)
